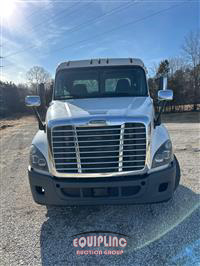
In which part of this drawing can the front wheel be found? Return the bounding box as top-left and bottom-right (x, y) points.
(174, 155), (181, 191)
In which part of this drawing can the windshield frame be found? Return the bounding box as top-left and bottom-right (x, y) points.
(54, 65), (149, 100)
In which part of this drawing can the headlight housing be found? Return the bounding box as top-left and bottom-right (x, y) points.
(152, 140), (173, 168)
(29, 145), (48, 171)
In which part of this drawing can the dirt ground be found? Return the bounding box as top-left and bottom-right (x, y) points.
(0, 112), (199, 265)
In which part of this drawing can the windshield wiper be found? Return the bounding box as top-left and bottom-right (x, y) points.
(97, 93), (134, 97)
(55, 93), (140, 100)
(55, 96), (75, 100)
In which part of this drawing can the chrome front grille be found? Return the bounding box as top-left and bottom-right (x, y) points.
(52, 123), (146, 174)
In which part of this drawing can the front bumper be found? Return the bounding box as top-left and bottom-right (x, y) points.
(28, 160), (177, 206)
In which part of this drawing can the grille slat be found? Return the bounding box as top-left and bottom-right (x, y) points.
(52, 132), (145, 138)
(56, 165), (145, 170)
(53, 138), (145, 143)
(54, 155), (145, 160)
(53, 149), (145, 154)
(55, 160), (145, 165)
(52, 127), (142, 132)
(53, 144), (146, 149)
(52, 123), (146, 174)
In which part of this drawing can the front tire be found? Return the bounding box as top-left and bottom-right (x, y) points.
(174, 155), (180, 191)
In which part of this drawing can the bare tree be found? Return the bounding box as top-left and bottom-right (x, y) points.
(26, 66), (51, 93)
(149, 62), (159, 77)
(168, 56), (187, 76)
(182, 30), (200, 110)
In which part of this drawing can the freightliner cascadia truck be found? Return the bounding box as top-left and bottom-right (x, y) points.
(25, 58), (180, 205)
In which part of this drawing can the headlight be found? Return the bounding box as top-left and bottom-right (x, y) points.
(152, 140), (173, 168)
(29, 145), (48, 171)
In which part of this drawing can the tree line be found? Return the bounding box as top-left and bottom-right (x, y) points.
(0, 67), (52, 116)
(149, 30), (200, 111)
(0, 30), (199, 117)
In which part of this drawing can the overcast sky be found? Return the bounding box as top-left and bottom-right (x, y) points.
(0, 0), (199, 83)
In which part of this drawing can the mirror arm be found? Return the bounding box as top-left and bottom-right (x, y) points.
(155, 101), (167, 127)
(33, 107), (45, 130)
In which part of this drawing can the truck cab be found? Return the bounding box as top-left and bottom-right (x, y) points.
(25, 58), (180, 205)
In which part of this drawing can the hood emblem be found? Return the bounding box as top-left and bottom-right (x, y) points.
(88, 120), (107, 125)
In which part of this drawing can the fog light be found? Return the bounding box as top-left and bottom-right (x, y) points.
(159, 183), (168, 192)
(35, 186), (45, 195)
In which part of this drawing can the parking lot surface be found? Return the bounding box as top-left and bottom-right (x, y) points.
(0, 113), (200, 265)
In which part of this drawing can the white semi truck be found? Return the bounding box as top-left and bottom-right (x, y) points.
(25, 58), (180, 205)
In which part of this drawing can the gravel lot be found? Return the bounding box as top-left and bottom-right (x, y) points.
(0, 112), (200, 266)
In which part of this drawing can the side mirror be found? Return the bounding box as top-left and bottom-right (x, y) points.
(155, 77), (173, 127)
(25, 95), (44, 130)
(158, 90), (173, 101)
(25, 95), (41, 107)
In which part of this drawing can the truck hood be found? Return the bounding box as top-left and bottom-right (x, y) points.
(46, 97), (154, 123)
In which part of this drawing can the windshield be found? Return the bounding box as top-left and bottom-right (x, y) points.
(54, 66), (148, 100)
